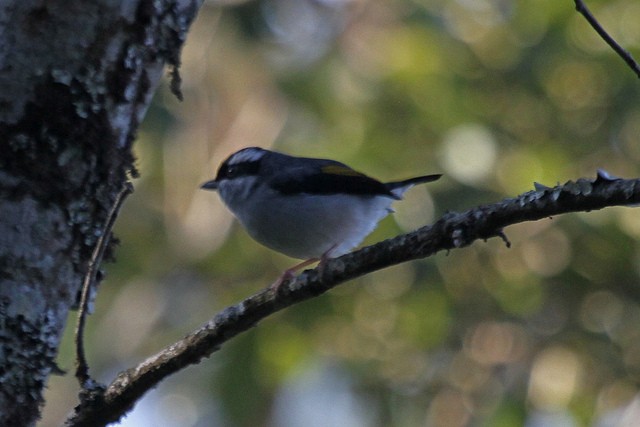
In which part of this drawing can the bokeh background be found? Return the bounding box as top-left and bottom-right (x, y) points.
(41, 0), (640, 426)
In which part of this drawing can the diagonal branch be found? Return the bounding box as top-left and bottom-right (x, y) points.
(65, 171), (640, 426)
(574, 0), (640, 78)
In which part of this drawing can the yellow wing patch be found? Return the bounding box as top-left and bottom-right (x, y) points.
(321, 165), (366, 177)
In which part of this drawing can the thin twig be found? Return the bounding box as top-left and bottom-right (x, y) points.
(75, 182), (134, 388)
(574, 0), (640, 78)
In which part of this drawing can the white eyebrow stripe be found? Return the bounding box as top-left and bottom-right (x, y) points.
(228, 148), (266, 165)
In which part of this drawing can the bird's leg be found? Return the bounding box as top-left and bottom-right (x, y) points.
(269, 257), (319, 291)
(269, 244), (339, 292)
(316, 244), (338, 277)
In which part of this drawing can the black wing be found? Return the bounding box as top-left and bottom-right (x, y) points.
(270, 161), (395, 197)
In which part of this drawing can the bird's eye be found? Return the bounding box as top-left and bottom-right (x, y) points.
(217, 160), (259, 181)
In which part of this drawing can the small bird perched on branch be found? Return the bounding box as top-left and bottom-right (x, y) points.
(201, 147), (441, 288)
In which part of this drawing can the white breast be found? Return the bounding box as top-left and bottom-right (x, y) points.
(219, 179), (394, 259)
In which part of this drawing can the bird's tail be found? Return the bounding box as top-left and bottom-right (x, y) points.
(386, 174), (442, 198)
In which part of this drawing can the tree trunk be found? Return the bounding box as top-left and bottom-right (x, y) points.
(0, 0), (199, 425)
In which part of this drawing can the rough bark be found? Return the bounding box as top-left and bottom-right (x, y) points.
(0, 1), (200, 425)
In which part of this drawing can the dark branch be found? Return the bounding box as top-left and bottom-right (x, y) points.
(75, 183), (133, 388)
(575, 0), (640, 78)
(65, 172), (640, 426)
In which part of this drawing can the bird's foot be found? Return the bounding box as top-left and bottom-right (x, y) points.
(269, 257), (319, 292)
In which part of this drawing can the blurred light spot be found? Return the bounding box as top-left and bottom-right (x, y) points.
(541, 61), (609, 110)
(500, 91), (552, 141)
(494, 246), (529, 280)
(567, 15), (611, 55)
(157, 393), (199, 427)
(528, 347), (581, 410)
(366, 264), (414, 300)
(449, 354), (490, 392)
(469, 27), (523, 70)
(608, 301), (640, 348)
(394, 184), (436, 231)
(595, 394), (640, 427)
(315, 317), (354, 359)
(398, 290), (451, 349)
(443, 0), (512, 44)
(575, 208), (615, 227)
(426, 389), (472, 427)
(180, 192), (235, 255)
(331, 65), (374, 107)
(258, 323), (309, 383)
(622, 341), (640, 372)
(262, 0), (349, 69)
(272, 361), (373, 427)
(118, 385), (219, 427)
(465, 321), (528, 366)
(354, 294), (398, 339)
(380, 351), (430, 391)
(440, 123), (497, 186)
(95, 279), (166, 360)
(524, 409), (577, 427)
(527, 300), (570, 336)
(496, 149), (544, 194)
(618, 3), (640, 46)
(438, 249), (484, 297)
(383, 26), (444, 77)
(510, 2), (551, 48)
(619, 110), (640, 163)
(596, 380), (637, 419)
(178, 6), (221, 85)
(579, 291), (624, 335)
(484, 275), (545, 316)
(617, 207), (640, 239)
(520, 228), (571, 277)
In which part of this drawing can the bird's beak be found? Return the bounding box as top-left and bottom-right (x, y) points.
(200, 180), (218, 191)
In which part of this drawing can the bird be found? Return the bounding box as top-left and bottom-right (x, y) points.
(201, 147), (441, 288)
